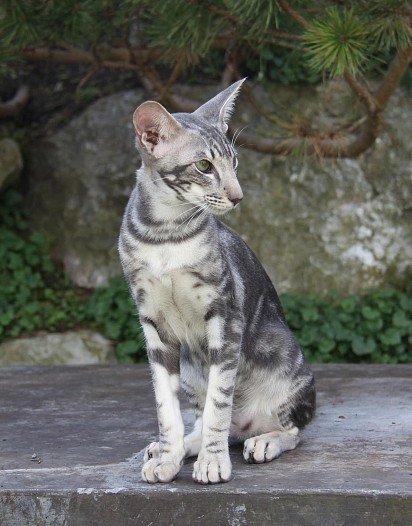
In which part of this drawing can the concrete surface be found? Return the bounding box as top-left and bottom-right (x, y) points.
(0, 364), (411, 525)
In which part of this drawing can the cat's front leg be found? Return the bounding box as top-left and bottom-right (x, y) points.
(140, 316), (185, 483)
(193, 315), (241, 484)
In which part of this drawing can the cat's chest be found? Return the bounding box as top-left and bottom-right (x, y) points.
(136, 237), (210, 277)
(138, 267), (219, 344)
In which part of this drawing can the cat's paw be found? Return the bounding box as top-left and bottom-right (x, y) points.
(192, 451), (232, 484)
(143, 441), (160, 462)
(244, 436), (279, 463)
(141, 457), (182, 483)
(243, 433), (299, 463)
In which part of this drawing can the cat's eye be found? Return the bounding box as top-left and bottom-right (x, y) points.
(195, 159), (212, 173)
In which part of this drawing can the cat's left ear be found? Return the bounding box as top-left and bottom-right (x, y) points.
(193, 78), (246, 133)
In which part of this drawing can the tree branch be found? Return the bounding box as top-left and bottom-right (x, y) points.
(343, 70), (377, 112)
(279, 0), (309, 29)
(344, 46), (412, 157)
(19, 38), (411, 159)
(375, 46), (412, 108)
(22, 47), (143, 70)
(0, 85), (30, 119)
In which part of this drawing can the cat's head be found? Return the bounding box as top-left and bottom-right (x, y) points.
(132, 80), (245, 215)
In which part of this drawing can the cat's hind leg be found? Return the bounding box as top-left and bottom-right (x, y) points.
(184, 415), (203, 457)
(241, 378), (315, 464)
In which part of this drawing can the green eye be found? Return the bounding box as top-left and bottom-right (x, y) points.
(195, 159), (212, 173)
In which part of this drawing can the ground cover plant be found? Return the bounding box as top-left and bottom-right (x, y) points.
(1, 189), (410, 364)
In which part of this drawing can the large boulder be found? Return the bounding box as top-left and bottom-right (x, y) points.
(26, 84), (411, 293)
(26, 91), (144, 287)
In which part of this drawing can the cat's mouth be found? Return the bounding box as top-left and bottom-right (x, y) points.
(204, 195), (235, 215)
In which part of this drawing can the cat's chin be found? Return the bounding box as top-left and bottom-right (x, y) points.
(209, 207), (232, 217)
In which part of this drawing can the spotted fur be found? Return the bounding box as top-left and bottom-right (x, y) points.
(119, 80), (315, 484)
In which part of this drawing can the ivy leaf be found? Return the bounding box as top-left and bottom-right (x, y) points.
(340, 296), (358, 313)
(302, 307), (319, 322)
(392, 310), (410, 329)
(117, 340), (139, 356)
(352, 337), (377, 356)
(361, 306), (381, 320)
(319, 339), (335, 354)
(379, 328), (402, 346)
(399, 294), (412, 313)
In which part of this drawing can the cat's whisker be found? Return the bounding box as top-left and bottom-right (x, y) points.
(151, 175), (173, 183)
(179, 206), (202, 228)
(183, 204), (209, 233)
(174, 204), (201, 222)
(163, 201), (198, 208)
(232, 125), (248, 147)
(180, 204), (208, 230)
(231, 127), (241, 147)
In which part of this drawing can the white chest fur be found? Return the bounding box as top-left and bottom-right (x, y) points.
(127, 237), (218, 347)
(136, 233), (210, 277)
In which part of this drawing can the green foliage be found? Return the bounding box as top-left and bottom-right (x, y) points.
(305, 8), (369, 77)
(1, 189), (410, 365)
(0, 188), (145, 362)
(281, 290), (412, 364)
(0, 189), (88, 339)
(365, 0), (412, 51)
(246, 47), (320, 85)
(0, 1), (410, 85)
(87, 277), (145, 363)
(147, 0), (220, 59)
(304, 1), (411, 77)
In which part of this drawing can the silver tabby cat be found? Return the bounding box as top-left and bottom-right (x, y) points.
(118, 79), (315, 484)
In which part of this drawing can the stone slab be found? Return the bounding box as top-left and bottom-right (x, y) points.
(0, 364), (411, 525)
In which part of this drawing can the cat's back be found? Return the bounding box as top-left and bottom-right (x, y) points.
(216, 220), (285, 319)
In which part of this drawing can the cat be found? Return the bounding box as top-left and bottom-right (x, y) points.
(118, 79), (315, 485)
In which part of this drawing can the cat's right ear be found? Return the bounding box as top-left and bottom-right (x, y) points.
(133, 101), (182, 158)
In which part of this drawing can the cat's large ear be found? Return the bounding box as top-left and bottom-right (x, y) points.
(193, 78), (246, 133)
(133, 101), (182, 158)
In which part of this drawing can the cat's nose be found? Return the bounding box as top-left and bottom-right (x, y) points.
(229, 196), (243, 206)
(225, 181), (243, 206)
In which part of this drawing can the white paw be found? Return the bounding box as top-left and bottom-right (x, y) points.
(192, 452), (232, 484)
(243, 434), (299, 463)
(141, 457), (182, 483)
(143, 441), (160, 462)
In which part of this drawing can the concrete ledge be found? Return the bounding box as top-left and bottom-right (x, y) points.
(1, 364), (411, 525)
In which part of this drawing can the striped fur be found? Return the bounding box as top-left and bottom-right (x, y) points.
(119, 80), (315, 484)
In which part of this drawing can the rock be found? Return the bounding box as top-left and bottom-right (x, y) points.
(0, 330), (116, 365)
(0, 138), (23, 193)
(26, 91), (144, 288)
(26, 84), (411, 293)
(1, 364), (411, 525)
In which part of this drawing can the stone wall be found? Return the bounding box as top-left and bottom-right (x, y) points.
(25, 83), (411, 293)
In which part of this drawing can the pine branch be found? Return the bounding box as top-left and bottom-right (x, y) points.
(279, 0), (309, 29)
(236, 46), (411, 157)
(21, 47), (142, 71)
(375, 45), (412, 108)
(345, 45), (412, 157)
(207, 4), (304, 41)
(11, 2), (410, 159)
(343, 70), (377, 112)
